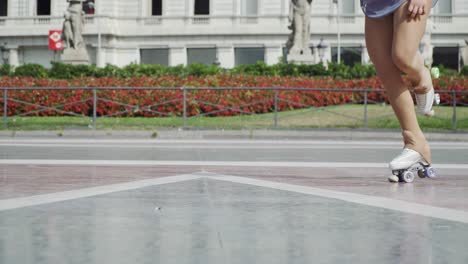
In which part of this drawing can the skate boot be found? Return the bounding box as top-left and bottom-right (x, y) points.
(388, 131), (436, 183)
(414, 85), (440, 117)
(413, 68), (440, 117)
(388, 148), (436, 183)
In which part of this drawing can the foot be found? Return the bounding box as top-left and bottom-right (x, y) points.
(389, 148), (427, 171)
(412, 68), (440, 117)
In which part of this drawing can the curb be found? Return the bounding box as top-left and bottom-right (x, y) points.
(1, 129), (468, 142)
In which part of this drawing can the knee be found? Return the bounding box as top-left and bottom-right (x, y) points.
(391, 48), (413, 73)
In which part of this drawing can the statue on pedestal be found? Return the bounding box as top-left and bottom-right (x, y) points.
(286, 0), (314, 64)
(61, 0), (90, 65)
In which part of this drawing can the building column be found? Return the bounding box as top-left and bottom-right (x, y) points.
(462, 44), (468, 68)
(324, 46), (332, 64)
(169, 46), (187, 66)
(8, 47), (19, 67)
(459, 42), (467, 69)
(361, 45), (370, 64)
(217, 45), (235, 68)
(264, 45), (283, 65)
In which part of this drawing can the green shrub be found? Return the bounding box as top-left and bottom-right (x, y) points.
(0, 64), (13, 76)
(123, 64), (168, 77)
(232, 61), (278, 76)
(436, 64), (458, 77)
(350, 63), (376, 79)
(327, 62), (352, 79)
(49, 62), (97, 79)
(94, 64), (126, 78)
(165, 65), (186, 76)
(186, 63), (223, 77)
(460, 65), (468, 77)
(14, 64), (48, 78)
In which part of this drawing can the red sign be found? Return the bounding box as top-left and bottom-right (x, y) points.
(49, 30), (63, 51)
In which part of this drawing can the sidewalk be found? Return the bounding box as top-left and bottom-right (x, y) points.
(1, 129), (468, 142)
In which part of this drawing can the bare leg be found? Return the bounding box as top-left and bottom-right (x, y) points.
(365, 15), (431, 164)
(392, 0), (436, 116)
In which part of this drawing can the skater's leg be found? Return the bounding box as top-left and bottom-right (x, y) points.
(392, 0), (437, 116)
(365, 16), (431, 164)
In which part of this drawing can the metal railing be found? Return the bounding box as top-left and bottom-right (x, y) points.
(0, 87), (467, 131)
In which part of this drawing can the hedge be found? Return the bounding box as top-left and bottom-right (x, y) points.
(0, 75), (466, 118)
(0, 62), (376, 79)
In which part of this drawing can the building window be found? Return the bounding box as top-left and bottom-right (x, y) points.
(0, 0), (7, 16)
(194, 0), (210, 15)
(433, 47), (458, 70)
(235, 48), (265, 66)
(140, 49), (169, 66)
(152, 0), (163, 16)
(37, 0), (51, 16)
(332, 46), (362, 66)
(83, 0), (95, 15)
(339, 0), (355, 14)
(187, 48), (216, 65)
(242, 0), (258, 16)
(434, 0), (452, 14)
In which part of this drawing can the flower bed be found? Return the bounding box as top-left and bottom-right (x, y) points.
(0, 75), (466, 117)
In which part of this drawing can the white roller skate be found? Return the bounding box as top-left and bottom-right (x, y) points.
(388, 148), (436, 183)
(415, 87), (440, 117)
(414, 67), (441, 117)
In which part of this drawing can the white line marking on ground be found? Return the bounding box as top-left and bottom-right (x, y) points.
(3, 172), (468, 224)
(1, 143), (467, 150)
(1, 139), (468, 146)
(206, 175), (468, 224)
(0, 174), (201, 211)
(1, 160), (467, 169)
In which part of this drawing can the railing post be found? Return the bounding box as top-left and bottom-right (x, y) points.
(183, 88), (187, 129)
(3, 89), (7, 129)
(363, 91), (368, 129)
(274, 90), (279, 128)
(93, 89), (97, 130)
(452, 90), (457, 130)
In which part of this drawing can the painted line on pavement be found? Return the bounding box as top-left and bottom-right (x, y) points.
(1, 159), (468, 169)
(207, 174), (468, 224)
(2, 143), (468, 150)
(1, 139), (468, 146)
(0, 174), (201, 211)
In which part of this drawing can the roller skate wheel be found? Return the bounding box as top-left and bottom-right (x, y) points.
(388, 175), (399, 183)
(402, 171), (415, 183)
(425, 167), (437, 178)
(418, 169), (426, 178)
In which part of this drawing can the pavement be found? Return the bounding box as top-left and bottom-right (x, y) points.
(1, 130), (468, 263)
(2, 128), (468, 141)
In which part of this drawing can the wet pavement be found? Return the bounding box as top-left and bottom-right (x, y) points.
(1, 138), (468, 263)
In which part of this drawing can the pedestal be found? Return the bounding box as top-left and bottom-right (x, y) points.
(287, 53), (315, 65)
(8, 48), (19, 67)
(61, 47), (90, 65)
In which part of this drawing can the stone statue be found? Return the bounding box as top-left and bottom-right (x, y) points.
(61, 0), (90, 65)
(62, 12), (73, 49)
(287, 0), (313, 57)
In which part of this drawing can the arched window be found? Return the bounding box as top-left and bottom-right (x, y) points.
(194, 0), (209, 15)
(36, 0), (51, 15)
